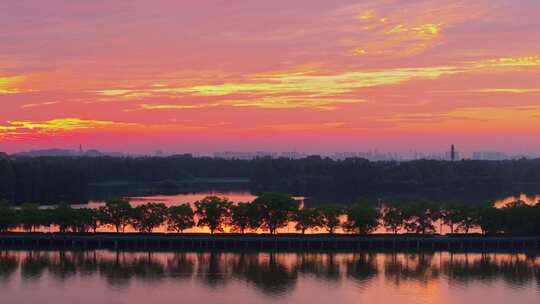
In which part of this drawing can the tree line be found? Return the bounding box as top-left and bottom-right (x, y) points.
(1, 193), (539, 235)
(250, 157), (540, 201)
(0, 155), (253, 204)
(1, 155), (540, 204)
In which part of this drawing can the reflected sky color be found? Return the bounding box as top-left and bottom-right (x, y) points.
(0, 250), (538, 304)
(1, 0), (540, 154)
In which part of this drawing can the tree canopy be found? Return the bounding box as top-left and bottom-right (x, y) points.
(252, 193), (300, 234)
(2, 156), (540, 205)
(0, 194), (537, 236)
(195, 196), (232, 234)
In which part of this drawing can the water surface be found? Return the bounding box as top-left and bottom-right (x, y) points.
(1, 250), (539, 304)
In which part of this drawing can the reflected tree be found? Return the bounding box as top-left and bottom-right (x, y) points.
(345, 253), (378, 284)
(0, 253), (18, 282)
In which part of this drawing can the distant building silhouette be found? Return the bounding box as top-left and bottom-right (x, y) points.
(473, 151), (507, 161)
(444, 145), (459, 161)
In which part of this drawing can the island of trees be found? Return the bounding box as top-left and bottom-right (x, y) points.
(1, 193), (539, 236)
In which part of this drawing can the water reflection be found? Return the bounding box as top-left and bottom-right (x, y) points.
(384, 253), (440, 286)
(0, 253), (17, 282)
(0, 250), (539, 297)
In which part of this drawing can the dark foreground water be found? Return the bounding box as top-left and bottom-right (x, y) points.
(0, 250), (539, 304)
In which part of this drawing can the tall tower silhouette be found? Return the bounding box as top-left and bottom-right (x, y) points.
(451, 144), (455, 161)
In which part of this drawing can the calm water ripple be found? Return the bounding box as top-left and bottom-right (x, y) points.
(0, 250), (539, 303)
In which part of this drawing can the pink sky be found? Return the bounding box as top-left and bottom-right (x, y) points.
(1, 0), (540, 154)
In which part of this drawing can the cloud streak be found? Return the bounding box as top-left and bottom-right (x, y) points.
(0, 75), (26, 94)
(0, 118), (139, 140)
(335, 0), (495, 58)
(95, 55), (540, 112)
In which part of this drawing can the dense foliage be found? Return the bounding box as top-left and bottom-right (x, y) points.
(250, 157), (540, 201)
(1, 155), (540, 204)
(0, 194), (539, 235)
(0, 155), (253, 204)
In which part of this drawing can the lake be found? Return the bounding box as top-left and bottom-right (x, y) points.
(84, 191), (257, 208)
(82, 190), (540, 209)
(0, 250), (538, 304)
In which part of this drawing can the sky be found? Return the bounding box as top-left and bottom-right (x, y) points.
(1, 0), (539, 155)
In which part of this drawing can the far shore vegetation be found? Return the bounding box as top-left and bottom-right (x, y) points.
(1, 193), (539, 236)
(1, 156), (540, 204)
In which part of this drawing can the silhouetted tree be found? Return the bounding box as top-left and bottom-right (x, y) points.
(52, 204), (75, 233)
(293, 208), (322, 234)
(343, 203), (380, 234)
(0, 200), (18, 232)
(39, 209), (54, 231)
(18, 204), (42, 232)
(101, 199), (133, 232)
(403, 202), (437, 234)
(476, 205), (503, 235)
(382, 205), (405, 234)
(440, 204), (461, 234)
(230, 202), (260, 233)
(252, 193), (299, 234)
(132, 203), (168, 233)
(195, 196), (232, 234)
(532, 203), (540, 234)
(73, 208), (101, 233)
(317, 204), (344, 234)
(500, 201), (535, 235)
(455, 204), (477, 234)
(166, 204), (195, 233)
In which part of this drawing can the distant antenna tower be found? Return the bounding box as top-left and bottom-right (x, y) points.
(451, 144), (455, 161)
(79, 144), (83, 155)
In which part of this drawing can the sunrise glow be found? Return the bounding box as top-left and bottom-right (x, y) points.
(1, 0), (539, 154)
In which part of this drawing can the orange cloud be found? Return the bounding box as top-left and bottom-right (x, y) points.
(335, 0), (495, 58)
(0, 75), (26, 94)
(0, 118), (140, 140)
(383, 105), (540, 132)
(94, 54), (540, 115)
(20, 101), (59, 109)
(470, 56), (540, 68)
(257, 122), (347, 132)
(96, 66), (456, 111)
(136, 103), (218, 110)
(467, 88), (540, 94)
